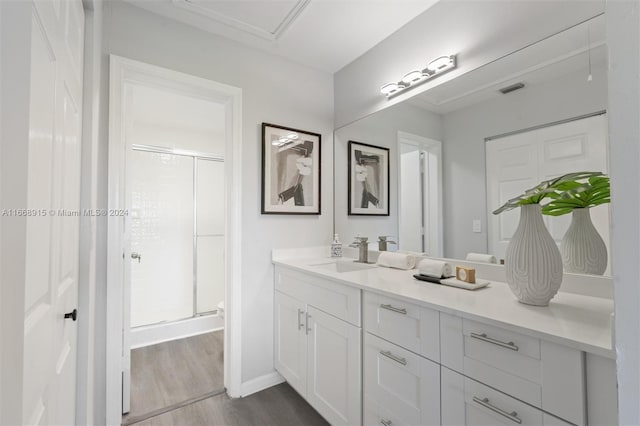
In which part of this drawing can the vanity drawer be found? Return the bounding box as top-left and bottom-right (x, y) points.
(275, 266), (361, 326)
(363, 333), (440, 426)
(440, 313), (586, 425)
(441, 368), (572, 426)
(364, 292), (439, 362)
(463, 319), (541, 383)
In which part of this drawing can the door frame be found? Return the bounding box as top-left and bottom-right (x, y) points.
(397, 131), (443, 256)
(106, 55), (242, 424)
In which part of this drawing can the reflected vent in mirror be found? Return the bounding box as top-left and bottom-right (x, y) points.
(499, 82), (525, 94)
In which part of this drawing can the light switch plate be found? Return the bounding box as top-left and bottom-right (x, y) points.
(472, 219), (482, 233)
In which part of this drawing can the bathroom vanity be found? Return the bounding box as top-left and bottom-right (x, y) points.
(272, 248), (616, 426)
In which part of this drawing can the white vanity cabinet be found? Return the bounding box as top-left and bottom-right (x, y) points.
(273, 254), (617, 426)
(363, 292), (441, 426)
(274, 267), (362, 426)
(440, 312), (586, 425)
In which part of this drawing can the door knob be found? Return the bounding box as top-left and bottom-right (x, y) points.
(64, 309), (77, 321)
(131, 252), (142, 263)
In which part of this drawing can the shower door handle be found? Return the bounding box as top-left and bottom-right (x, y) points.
(131, 252), (142, 263)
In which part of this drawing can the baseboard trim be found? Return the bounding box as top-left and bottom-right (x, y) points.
(240, 371), (285, 397)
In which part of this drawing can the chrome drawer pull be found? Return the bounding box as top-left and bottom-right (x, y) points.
(379, 350), (407, 366)
(380, 304), (407, 315)
(297, 309), (304, 331)
(470, 332), (519, 351)
(380, 419), (392, 426)
(472, 396), (522, 424)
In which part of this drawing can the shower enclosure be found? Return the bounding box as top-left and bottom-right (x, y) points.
(129, 145), (225, 346)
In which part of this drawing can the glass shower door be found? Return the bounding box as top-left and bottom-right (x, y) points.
(195, 158), (225, 314)
(130, 150), (194, 327)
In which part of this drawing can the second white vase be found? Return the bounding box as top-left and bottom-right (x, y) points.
(505, 204), (563, 306)
(561, 208), (607, 275)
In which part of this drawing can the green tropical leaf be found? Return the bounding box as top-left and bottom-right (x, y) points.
(494, 171), (609, 216)
(541, 173), (610, 216)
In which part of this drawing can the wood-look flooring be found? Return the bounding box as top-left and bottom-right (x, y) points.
(123, 330), (328, 426)
(123, 331), (225, 423)
(134, 383), (329, 426)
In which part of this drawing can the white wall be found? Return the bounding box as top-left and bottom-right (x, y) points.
(607, 1), (640, 424)
(95, 0), (334, 411)
(334, 101), (441, 245)
(441, 64), (607, 259)
(333, 0), (605, 128)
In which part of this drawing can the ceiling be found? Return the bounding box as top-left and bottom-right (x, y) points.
(123, 0), (439, 73)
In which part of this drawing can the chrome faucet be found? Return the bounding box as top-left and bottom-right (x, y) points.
(377, 236), (396, 251)
(349, 236), (370, 263)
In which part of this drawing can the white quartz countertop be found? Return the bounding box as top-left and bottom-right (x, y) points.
(273, 253), (615, 359)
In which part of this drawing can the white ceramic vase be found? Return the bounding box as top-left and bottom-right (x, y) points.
(505, 204), (563, 306)
(561, 208), (607, 275)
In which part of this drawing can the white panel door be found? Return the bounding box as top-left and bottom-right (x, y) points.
(22, 1), (84, 425)
(487, 115), (609, 263)
(306, 306), (361, 426)
(274, 291), (307, 397)
(486, 131), (538, 261)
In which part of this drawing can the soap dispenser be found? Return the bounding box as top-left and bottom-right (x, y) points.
(331, 234), (343, 258)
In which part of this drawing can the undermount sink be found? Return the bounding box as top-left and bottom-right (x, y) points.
(309, 260), (377, 273)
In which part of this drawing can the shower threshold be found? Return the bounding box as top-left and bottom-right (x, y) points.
(130, 312), (223, 349)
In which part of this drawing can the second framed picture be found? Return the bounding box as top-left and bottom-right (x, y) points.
(348, 140), (390, 216)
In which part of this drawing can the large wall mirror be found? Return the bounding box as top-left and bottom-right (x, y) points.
(334, 14), (611, 276)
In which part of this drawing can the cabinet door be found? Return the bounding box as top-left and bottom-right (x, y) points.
(306, 306), (361, 426)
(274, 291), (307, 397)
(364, 333), (440, 426)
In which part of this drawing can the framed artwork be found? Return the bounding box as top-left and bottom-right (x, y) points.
(261, 123), (321, 214)
(348, 140), (390, 216)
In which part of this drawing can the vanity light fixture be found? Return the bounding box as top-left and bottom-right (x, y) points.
(381, 54), (456, 98)
(380, 81), (409, 96)
(272, 132), (300, 146)
(427, 55), (454, 72)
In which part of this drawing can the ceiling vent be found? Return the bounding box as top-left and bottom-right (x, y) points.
(499, 82), (525, 94)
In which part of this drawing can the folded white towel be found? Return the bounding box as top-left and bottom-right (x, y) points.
(465, 253), (497, 264)
(376, 252), (416, 270)
(397, 250), (427, 257)
(418, 259), (452, 278)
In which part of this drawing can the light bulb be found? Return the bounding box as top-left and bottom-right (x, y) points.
(427, 55), (453, 72)
(401, 70), (423, 84)
(380, 82), (401, 95)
